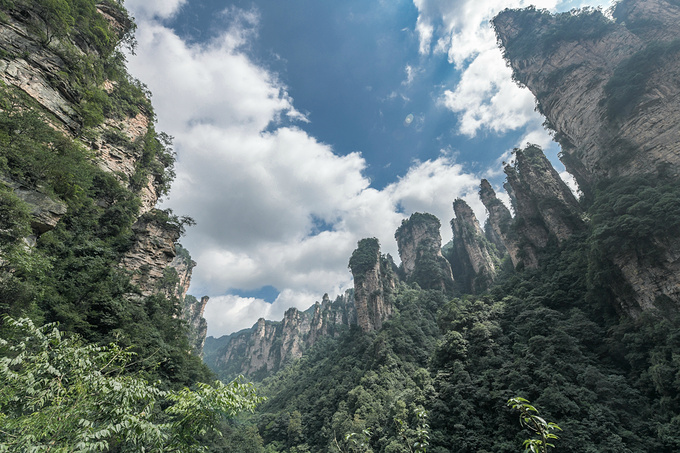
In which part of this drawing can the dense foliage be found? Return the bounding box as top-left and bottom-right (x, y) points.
(0, 317), (262, 452)
(349, 238), (381, 285)
(494, 6), (613, 76)
(211, 170), (680, 452)
(0, 0), (203, 389)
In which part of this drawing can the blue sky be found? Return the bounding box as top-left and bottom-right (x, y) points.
(125, 0), (605, 336)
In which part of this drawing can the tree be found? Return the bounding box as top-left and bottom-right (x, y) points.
(32, 0), (74, 46)
(507, 397), (561, 453)
(0, 316), (264, 452)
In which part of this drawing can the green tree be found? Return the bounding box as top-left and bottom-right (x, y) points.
(0, 316), (264, 452)
(507, 397), (562, 453)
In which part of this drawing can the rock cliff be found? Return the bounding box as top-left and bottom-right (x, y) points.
(348, 238), (395, 332)
(504, 145), (584, 245)
(493, 0), (680, 198)
(479, 146), (584, 270)
(0, 2), (179, 296)
(395, 213), (455, 292)
(479, 179), (526, 267)
(182, 295), (209, 355)
(450, 199), (499, 293)
(203, 292), (356, 380)
(0, 1), (203, 352)
(493, 0), (680, 315)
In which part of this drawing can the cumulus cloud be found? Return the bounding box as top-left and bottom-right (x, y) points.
(204, 289), (321, 337)
(413, 0), (606, 135)
(441, 47), (536, 136)
(125, 5), (491, 336)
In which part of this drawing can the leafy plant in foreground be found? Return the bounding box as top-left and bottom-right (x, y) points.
(0, 316), (264, 452)
(508, 397), (562, 453)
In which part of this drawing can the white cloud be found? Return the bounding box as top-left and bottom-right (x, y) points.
(125, 5), (489, 336)
(125, 0), (603, 338)
(441, 47), (537, 136)
(204, 289), (320, 337)
(125, 0), (186, 20)
(412, 0), (608, 136)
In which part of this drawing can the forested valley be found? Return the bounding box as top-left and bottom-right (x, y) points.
(1, 0), (680, 452)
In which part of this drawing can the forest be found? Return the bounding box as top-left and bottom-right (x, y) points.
(1, 0), (679, 452)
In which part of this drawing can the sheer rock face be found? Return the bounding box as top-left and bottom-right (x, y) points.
(479, 179), (530, 268)
(450, 199), (498, 293)
(484, 218), (506, 254)
(505, 147), (584, 246)
(493, 1), (680, 315)
(493, 0), (680, 197)
(205, 292), (356, 379)
(613, 240), (680, 315)
(486, 147), (584, 270)
(169, 248), (208, 355)
(182, 295), (209, 356)
(0, 15), (80, 129)
(349, 238), (394, 332)
(0, 7), (177, 297)
(168, 246), (196, 303)
(395, 213), (454, 292)
(119, 216), (181, 297)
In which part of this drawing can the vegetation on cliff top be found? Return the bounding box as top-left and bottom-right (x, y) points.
(349, 238), (381, 285)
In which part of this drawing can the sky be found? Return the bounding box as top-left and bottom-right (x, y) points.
(124, 0), (608, 337)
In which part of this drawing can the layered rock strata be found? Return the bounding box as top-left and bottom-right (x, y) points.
(0, 4), (186, 301)
(479, 179), (529, 268)
(395, 213), (455, 292)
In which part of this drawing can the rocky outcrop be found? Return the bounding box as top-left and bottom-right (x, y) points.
(181, 295), (209, 355)
(0, 4), (169, 293)
(479, 147), (584, 270)
(493, 1), (680, 314)
(483, 217), (506, 254)
(479, 179), (526, 267)
(349, 238), (394, 332)
(203, 292), (356, 380)
(505, 146), (584, 245)
(493, 0), (680, 198)
(450, 199), (498, 293)
(0, 177), (67, 238)
(119, 214), (181, 297)
(395, 213), (454, 292)
(169, 244), (196, 302)
(0, 12), (80, 130)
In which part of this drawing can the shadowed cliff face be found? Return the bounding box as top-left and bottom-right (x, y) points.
(0, 3), (180, 299)
(505, 146), (584, 246)
(480, 179), (524, 266)
(450, 199), (499, 293)
(480, 146), (584, 271)
(395, 213), (455, 292)
(349, 238), (394, 332)
(493, 0), (680, 316)
(493, 0), (680, 198)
